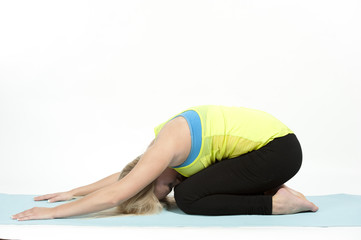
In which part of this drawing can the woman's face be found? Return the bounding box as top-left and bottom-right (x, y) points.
(154, 168), (183, 200)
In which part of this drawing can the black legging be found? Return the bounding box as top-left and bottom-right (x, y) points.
(174, 133), (302, 215)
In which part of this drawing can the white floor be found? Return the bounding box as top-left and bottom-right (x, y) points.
(1, 225), (361, 240)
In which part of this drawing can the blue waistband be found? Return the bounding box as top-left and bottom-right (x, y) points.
(174, 110), (202, 168)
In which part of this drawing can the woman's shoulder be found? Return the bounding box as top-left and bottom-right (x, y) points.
(155, 116), (191, 167)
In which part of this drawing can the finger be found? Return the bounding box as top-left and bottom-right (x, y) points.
(34, 195), (49, 201)
(16, 213), (34, 221)
(12, 211), (29, 220)
(12, 207), (35, 219)
(34, 193), (57, 201)
(12, 211), (26, 219)
(15, 212), (32, 221)
(48, 197), (59, 203)
(15, 208), (51, 221)
(34, 193), (56, 201)
(48, 195), (66, 203)
(17, 216), (31, 221)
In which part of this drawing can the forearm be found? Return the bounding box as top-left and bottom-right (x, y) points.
(53, 187), (120, 218)
(70, 172), (120, 197)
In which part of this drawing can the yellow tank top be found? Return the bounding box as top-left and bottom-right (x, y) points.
(154, 105), (293, 177)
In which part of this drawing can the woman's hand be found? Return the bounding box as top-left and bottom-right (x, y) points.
(12, 207), (55, 221)
(34, 191), (74, 203)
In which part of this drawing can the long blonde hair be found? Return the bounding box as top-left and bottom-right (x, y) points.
(116, 155), (174, 215)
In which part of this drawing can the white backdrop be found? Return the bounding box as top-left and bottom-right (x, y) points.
(1, 0), (360, 198)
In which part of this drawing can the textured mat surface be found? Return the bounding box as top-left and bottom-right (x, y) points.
(1, 194), (360, 227)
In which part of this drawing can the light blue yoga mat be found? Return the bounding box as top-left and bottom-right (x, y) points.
(1, 193), (360, 227)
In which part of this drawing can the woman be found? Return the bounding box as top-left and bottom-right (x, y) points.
(13, 105), (318, 221)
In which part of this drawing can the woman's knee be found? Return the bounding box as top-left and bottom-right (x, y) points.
(174, 183), (197, 214)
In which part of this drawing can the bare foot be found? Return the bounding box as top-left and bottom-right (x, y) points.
(272, 188), (319, 215)
(280, 185), (307, 200)
(265, 185), (307, 200)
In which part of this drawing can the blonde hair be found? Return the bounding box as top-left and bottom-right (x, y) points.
(116, 155), (174, 215)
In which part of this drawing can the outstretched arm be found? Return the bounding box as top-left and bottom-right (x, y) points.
(70, 172), (122, 197)
(13, 125), (180, 221)
(33, 172), (121, 203)
(35, 141), (156, 203)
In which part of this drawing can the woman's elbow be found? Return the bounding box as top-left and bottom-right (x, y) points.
(110, 195), (126, 207)
(103, 190), (125, 207)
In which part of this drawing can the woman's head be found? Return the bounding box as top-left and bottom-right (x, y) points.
(116, 155), (182, 215)
(154, 167), (183, 200)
